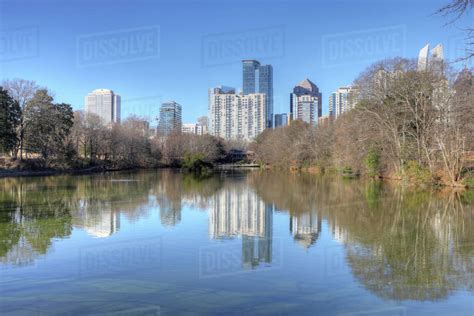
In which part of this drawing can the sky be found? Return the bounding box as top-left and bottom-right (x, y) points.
(0, 0), (472, 125)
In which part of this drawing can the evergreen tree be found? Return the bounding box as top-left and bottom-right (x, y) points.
(0, 87), (21, 155)
(24, 90), (74, 162)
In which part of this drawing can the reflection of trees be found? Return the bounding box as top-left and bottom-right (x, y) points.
(248, 171), (474, 301)
(0, 177), (74, 266)
(1, 169), (473, 301)
(0, 170), (224, 266)
(154, 170), (223, 227)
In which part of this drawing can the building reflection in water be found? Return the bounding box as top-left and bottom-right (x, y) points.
(289, 210), (322, 249)
(328, 219), (349, 244)
(158, 199), (182, 227)
(75, 200), (121, 238)
(208, 183), (273, 268)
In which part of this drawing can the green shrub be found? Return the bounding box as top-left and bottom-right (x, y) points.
(463, 174), (474, 189)
(341, 166), (358, 178)
(403, 160), (432, 185)
(182, 152), (213, 172)
(364, 149), (380, 178)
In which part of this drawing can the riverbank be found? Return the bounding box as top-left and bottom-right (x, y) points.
(0, 163), (262, 179)
(1, 162), (472, 190)
(0, 166), (118, 178)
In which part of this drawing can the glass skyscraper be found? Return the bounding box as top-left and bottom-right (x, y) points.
(158, 101), (182, 135)
(274, 113), (288, 128)
(242, 60), (273, 128)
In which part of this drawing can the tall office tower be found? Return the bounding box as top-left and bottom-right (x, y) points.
(417, 43), (445, 73)
(430, 44), (445, 74)
(329, 86), (358, 118)
(274, 113), (289, 128)
(259, 65), (273, 128)
(242, 60), (273, 128)
(208, 86), (267, 141)
(85, 89), (121, 124)
(290, 78), (322, 124)
(418, 44), (429, 71)
(158, 101), (182, 136)
(243, 60), (260, 94)
(329, 92), (336, 117)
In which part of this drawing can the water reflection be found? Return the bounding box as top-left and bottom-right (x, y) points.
(249, 171), (474, 301)
(209, 179), (273, 268)
(0, 170), (473, 304)
(290, 210), (322, 249)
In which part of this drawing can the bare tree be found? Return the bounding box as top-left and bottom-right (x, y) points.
(437, 0), (474, 61)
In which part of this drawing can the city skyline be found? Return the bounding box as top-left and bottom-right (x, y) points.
(79, 44), (451, 128)
(1, 0), (469, 124)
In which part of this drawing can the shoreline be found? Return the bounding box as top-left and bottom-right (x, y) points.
(0, 163), (262, 179)
(0, 166), (167, 179)
(0, 164), (471, 189)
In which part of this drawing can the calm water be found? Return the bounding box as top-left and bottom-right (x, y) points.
(0, 170), (473, 315)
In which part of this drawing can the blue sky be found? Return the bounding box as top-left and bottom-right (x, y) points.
(0, 0), (472, 125)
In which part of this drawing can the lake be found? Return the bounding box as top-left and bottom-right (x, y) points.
(0, 170), (473, 315)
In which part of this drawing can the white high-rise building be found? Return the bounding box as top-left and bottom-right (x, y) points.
(329, 86), (358, 118)
(290, 79), (322, 125)
(417, 44), (430, 71)
(182, 123), (206, 135)
(85, 89), (121, 124)
(417, 43), (445, 73)
(208, 86), (267, 141)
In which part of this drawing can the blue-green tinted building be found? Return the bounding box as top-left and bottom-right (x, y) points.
(158, 101), (182, 135)
(242, 60), (273, 128)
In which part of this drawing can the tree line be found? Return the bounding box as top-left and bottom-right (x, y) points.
(1, 60), (472, 186)
(251, 59), (473, 186)
(0, 79), (228, 170)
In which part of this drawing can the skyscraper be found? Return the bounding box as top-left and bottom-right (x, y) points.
(158, 101), (182, 135)
(243, 60), (260, 94)
(417, 44), (429, 71)
(290, 79), (322, 124)
(208, 86), (266, 141)
(242, 60), (273, 128)
(329, 86), (358, 118)
(274, 113), (289, 128)
(85, 89), (121, 124)
(417, 43), (444, 73)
